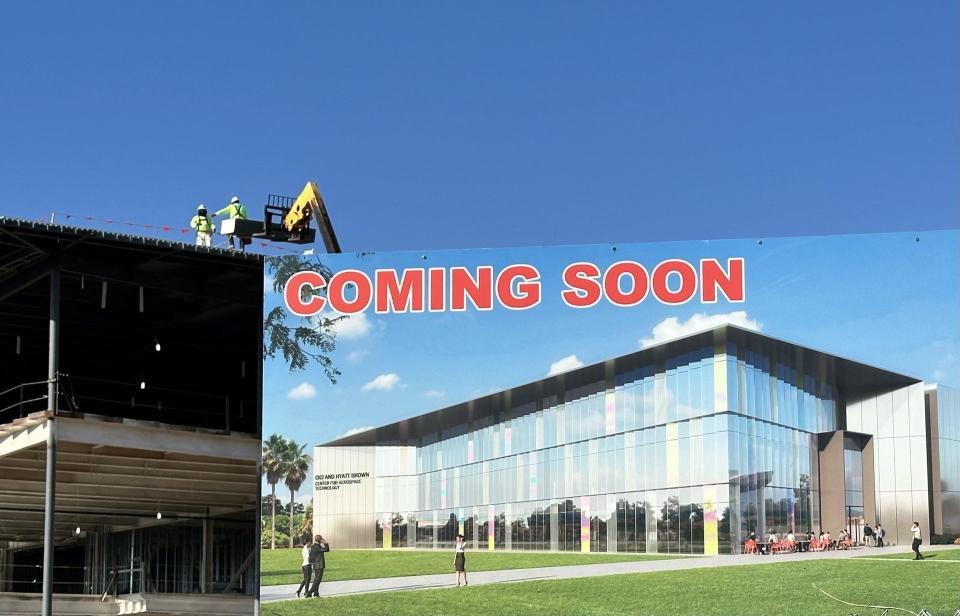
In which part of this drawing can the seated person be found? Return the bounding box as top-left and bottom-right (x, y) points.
(841, 530), (854, 549)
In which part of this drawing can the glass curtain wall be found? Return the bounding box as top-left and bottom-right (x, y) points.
(935, 385), (960, 534)
(374, 334), (838, 554)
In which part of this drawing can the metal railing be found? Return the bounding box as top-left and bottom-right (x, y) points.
(266, 194), (295, 208)
(0, 374), (254, 431)
(0, 379), (54, 422)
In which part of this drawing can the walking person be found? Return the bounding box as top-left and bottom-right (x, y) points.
(910, 522), (924, 560)
(306, 534), (330, 597)
(295, 537), (314, 598)
(863, 522), (874, 547)
(875, 524), (885, 548)
(454, 534), (468, 587)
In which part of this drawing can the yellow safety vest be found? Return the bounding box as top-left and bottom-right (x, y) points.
(217, 203), (248, 219)
(190, 215), (214, 233)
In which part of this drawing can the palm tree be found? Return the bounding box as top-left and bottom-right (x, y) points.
(282, 439), (312, 548)
(262, 434), (288, 550)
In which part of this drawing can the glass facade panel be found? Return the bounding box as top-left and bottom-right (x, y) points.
(936, 385), (960, 534)
(361, 333), (884, 555)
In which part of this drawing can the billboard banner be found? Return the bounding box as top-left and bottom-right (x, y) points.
(260, 230), (959, 602)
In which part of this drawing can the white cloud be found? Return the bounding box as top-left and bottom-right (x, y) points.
(639, 311), (762, 348)
(362, 373), (402, 392)
(264, 274), (275, 295)
(337, 425), (375, 439)
(287, 382), (317, 400)
(331, 311), (373, 340)
(930, 345), (958, 384)
(296, 492), (314, 504)
(547, 354), (585, 376)
(347, 349), (368, 363)
(425, 389), (445, 399)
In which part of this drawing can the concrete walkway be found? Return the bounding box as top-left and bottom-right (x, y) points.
(261, 544), (957, 603)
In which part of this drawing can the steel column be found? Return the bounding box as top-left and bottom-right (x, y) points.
(42, 268), (60, 616)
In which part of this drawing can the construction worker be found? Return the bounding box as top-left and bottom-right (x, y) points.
(215, 196), (248, 251)
(189, 204), (215, 248)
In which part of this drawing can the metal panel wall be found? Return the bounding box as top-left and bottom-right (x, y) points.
(846, 382), (930, 545)
(312, 446), (376, 549)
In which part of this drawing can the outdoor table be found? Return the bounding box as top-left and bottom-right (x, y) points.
(795, 540), (810, 553)
(756, 541), (770, 555)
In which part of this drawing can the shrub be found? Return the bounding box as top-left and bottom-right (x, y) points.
(261, 527), (290, 549)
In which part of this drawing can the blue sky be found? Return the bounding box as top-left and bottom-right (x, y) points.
(1, 1), (957, 252)
(264, 230), (960, 499)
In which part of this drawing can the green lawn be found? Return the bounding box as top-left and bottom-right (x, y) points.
(260, 548), (679, 585)
(262, 558), (960, 616)
(859, 547), (960, 560)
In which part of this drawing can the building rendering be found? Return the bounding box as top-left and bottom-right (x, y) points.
(0, 219), (262, 615)
(315, 324), (959, 555)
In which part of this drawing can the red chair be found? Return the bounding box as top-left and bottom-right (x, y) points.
(744, 539), (758, 554)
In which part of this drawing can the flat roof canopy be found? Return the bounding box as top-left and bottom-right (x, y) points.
(328, 324), (921, 447)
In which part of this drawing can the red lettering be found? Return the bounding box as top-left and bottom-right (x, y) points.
(283, 271), (327, 317)
(561, 262), (602, 308)
(603, 261), (649, 307)
(428, 268), (446, 312)
(700, 258), (745, 302)
(496, 264), (541, 310)
(651, 260), (697, 305)
(375, 269), (425, 313)
(450, 267), (493, 311)
(328, 270), (373, 314)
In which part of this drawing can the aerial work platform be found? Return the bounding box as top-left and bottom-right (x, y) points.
(218, 181), (341, 251)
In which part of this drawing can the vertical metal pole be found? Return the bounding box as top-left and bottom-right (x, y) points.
(128, 530), (134, 593)
(42, 268), (60, 616)
(254, 270), (263, 612)
(201, 518), (211, 593)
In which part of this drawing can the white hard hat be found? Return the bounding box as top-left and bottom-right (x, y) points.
(197, 204), (206, 210)
(230, 196), (240, 203)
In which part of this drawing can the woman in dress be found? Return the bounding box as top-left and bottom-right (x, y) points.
(454, 534), (467, 587)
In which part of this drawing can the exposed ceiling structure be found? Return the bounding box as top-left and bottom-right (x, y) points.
(0, 413), (259, 547)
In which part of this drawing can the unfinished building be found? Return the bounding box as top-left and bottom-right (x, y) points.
(0, 218), (261, 616)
